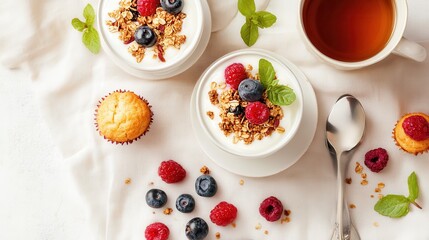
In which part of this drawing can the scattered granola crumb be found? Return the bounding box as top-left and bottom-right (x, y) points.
(378, 194), (384, 199)
(239, 179), (245, 186)
(345, 178), (352, 184)
(246, 64), (253, 71)
(152, 211), (155, 214)
(355, 162), (363, 174)
(148, 182), (154, 186)
(255, 223), (262, 230)
(349, 204), (356, 209)
(281, 217), (291, 224)
(124, 178), (132, 184)
(284, 209), (291, 216)
(373, 222), (379, 227)
(207, 111), (214, 120)
(370, 195), (374, 198)
(209, 89), (219, 105)
(264, 230), (269, 235)
(355, 162), (372, 187)
(375, 188), (381, 193)
(215, 232), (221, 239)
(276, 126), (285, 133)
(163, 208), (173, 215)
(378, 182), (385, 189)
(231, 223), (236, 228)
(200, 165), (210, 175)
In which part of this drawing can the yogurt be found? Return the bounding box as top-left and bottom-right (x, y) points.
(195, 50), (304, 158)
(97, 0), (211, 79)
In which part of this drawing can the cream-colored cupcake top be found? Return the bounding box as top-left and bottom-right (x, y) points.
(96, 91), (152, 143)
(393, 112), (429, 155)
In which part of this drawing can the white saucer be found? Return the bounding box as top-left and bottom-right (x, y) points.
(190, 55), (318, 177)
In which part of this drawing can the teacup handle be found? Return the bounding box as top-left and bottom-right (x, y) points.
(393, 38), (427, 62)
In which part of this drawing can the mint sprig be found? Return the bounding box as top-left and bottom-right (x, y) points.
(374, 172), (422, 218)
(238, 0), (277, 47)
(72, 4), (100, 54)
(259, 59), (296, 106)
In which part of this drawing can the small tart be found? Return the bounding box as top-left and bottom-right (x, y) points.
(393, 112), (429, 155)
(95, 90), (153, 144)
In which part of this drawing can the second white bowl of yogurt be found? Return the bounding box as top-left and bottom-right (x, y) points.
(98, 0), (211, 79)
(193, 49), (304, 158)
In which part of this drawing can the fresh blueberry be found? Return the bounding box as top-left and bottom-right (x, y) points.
(134, 26), (157, 47)
(160, 0), (184, 14)
(176, 194), (195, 213)
(145, 189), (167, 208)
(185, 217), (209, 240)
(195, 175), (217, 197)
(228, 105), (244, 116)
(238, 79), (264, 102)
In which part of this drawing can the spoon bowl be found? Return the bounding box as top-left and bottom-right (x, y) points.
(326, 94), (365, 240)
(327, 95), (365, 152)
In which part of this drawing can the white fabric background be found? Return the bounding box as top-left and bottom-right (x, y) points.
(1, 0), (429, 239)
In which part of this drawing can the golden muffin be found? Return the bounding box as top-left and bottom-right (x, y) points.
(95, 90), (153, 144)
(393, 112), (429, 155)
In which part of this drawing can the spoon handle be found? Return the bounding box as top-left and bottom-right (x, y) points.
(336, 152), (352, 240)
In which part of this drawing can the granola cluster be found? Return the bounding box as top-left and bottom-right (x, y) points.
(207, 67), (285, 145)
(106, 0), (187, 62)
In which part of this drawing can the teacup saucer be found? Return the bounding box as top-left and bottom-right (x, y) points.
(190, 56), (318, 177)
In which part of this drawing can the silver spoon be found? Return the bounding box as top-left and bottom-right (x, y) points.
(326, 94), (365, 240)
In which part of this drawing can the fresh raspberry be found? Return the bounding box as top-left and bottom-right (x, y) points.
(245, 102), (270, 125)
(259, 196), (283, 222)
(145, 222), (169, 240)
(158, 160), (186, 183)
(224, 63), (247, 90)
(209, 201), (238, 226)
(137, 0), (159, 16)
(364, 148), (389, 173)
(402, 115), (429, 141)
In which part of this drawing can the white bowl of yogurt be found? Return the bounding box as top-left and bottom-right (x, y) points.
(193, 49), (304, 158)
(97, 0), (211, 79)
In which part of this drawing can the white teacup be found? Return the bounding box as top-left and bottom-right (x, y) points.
(298, 0), (427, 70)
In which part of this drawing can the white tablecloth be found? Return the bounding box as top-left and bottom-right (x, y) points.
(1, 0), (429, 239)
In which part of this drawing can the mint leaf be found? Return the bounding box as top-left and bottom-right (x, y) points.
(258, 58), (296, 106)
(238, 0), (256, 17)
(240, 20), (259, 47)
(250, 14), (259, 25)
(255, 11), (277, 28)
(82, 26), (100, 54)
(267, 85), (296, 106)
(72, 18), (87, 32)
(259, 58), (275, 89)
(83, 3), (95, 26)
(408, 172), (419, 202)
(237, 0), (276, 47)
(374, 195), (410, 218)
(73, 4), (100, 54)
(374, 172), (422, 218)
